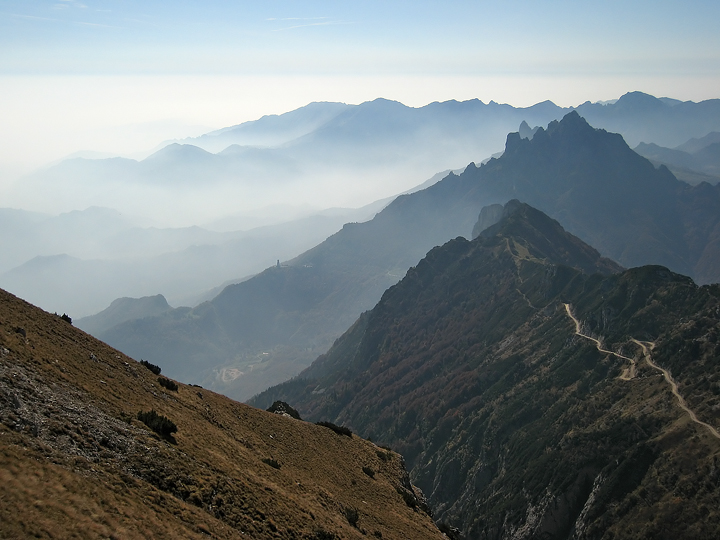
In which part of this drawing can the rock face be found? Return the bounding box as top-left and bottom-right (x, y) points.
(267, 400), (303, 420)
(254, 201), (720, 539)
(471, 203), (504, 239)
(0, 288), (443, 540)
(518, 120), (539, 140)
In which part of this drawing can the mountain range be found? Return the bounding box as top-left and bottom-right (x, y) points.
(5, 91), (720, 320)
(0, 286), (442, 539)
(94, 111), (720, 401)
(185, 91), (720, 153)
(10, 92), (720, 229)
(252, 200), (720, 539)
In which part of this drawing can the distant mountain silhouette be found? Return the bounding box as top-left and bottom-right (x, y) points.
(16, 92), (720, 229)
(676, 131), (720, 153)
(99, 113), (720, 401)
(635, 133), (720, 183)
(0, 201), (388, 317)
(182, 101), (352, 152)
(253, 201), (720, 539)
(634, 142), (697, 170)
(76, 294), (173, 336)
(575, 91), (720, 147)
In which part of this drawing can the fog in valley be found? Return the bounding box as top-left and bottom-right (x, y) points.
(3, 93), (720, 321)
(0, 97), (565, 317)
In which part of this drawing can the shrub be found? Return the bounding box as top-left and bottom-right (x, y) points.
(266, 400), (302, 420)
(362, 466), (376, 478)
(262, 457), (281, 469)
(344, 506), (359, 527)
(437, 522), (461, 540)
(140, 359), (161, 375)
(158, 376), (178, 392)
(61, 313), (72, 324)
(316, 421), (352, 437)
(396, 487), (417, 509)
(376, 450), (392, 462)
(137, 409), (177, 438)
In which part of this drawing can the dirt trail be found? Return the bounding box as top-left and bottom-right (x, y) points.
(563, 303), (720, 441)
(631, 339), (720, 440)
(563, 303), (636, 370)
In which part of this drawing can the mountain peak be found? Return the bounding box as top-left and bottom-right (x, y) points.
(363, 97), (407, 109)
(615, 91), (666, 111)
(478, 200), (624, 275)
(504, 111), (598, 155)
(143, 143), (213, 162)
(546, 109), (594, 135)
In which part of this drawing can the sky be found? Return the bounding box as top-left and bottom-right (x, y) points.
(1, 0), (719, 184)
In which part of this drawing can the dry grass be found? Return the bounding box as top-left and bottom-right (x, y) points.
(0, 288), (442, 540)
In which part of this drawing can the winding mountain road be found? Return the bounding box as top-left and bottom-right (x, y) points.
(563, 303), (720, 441)
(563, 303), (636, 379)
(631, 338), (720, 440)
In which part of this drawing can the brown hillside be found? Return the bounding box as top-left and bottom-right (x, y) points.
(0, 288), (442, 540)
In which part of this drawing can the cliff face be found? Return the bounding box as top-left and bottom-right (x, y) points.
(0, 288), (442, 540)
(254, 202), (720, 539)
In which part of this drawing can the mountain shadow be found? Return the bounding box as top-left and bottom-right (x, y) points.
(253, 201), (720, 539)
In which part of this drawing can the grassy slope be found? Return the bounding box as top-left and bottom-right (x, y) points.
(0, 288), (442, 540)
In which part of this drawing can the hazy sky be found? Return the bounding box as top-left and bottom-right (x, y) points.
(1, 0), (719, 180)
